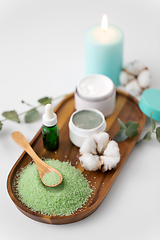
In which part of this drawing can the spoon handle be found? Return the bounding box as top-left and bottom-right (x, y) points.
(12, 131), (63, 187)
(11, 131), (41, 165)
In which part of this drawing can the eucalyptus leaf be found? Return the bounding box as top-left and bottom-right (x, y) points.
(156, 127), (160, 142)
(0, 121), (3, 130)
(25, 109), (39, 123)
(38, 97), (52, 105)
(113, 129), (128, 142)
(125, 121), (137, 128)
(118, 118), (127, 130)
(2, 110), (20, 123)
(141, 131), (152, 141)
(125, 122), (139, 138)
(150, 111), (156, 131)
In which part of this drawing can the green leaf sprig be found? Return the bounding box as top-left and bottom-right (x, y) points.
(114, 111), (160, 143)
(0, 94), (67, 131)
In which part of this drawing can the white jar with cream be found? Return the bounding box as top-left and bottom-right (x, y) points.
(69, 108), (106, 147)
(74, 74), (116, 117)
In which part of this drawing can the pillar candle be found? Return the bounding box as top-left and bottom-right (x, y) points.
(85, 15), (124, 86)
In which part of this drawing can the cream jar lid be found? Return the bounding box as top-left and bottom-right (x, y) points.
(139, 88), (160, 121)
(69, 108), (106, 147)
(77, 74), (115, 101)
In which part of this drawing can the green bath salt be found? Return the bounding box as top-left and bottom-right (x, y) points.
(16, 159), (92, 216)
(43, 171), (60, 186)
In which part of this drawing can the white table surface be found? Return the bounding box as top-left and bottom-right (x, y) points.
(1, 0), (160, 239)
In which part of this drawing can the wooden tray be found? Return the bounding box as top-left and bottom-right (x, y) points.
(7, 89), (146, 224)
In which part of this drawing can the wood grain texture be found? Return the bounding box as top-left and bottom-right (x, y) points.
(7, 89), (146, 224)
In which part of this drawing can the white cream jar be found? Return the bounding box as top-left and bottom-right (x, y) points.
(69, 108), (106, 147)
(74, 74), (116, 117)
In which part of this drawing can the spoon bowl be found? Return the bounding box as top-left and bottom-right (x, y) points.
(11, 131), (63, 187)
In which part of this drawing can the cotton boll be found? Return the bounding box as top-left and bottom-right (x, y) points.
(137, 69), (151, 88)
(119, 61), (151, 98)
(80, 136), (97, 155)
(101, 156), (120, 171)
(132, 61), (146, 75)
(125, 62), (135, 75)
(103, 140), (120, 158)
(125, 61), (145, 76)
(125, 79), (142, 96)
(92, 132), (109, 154)
(119, 70), (133, 85)
(79, 133), (120, 172)
(79, 153), (102, 171)
(119, 71), (129, 85)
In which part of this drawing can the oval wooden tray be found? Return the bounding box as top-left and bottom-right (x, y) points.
(7, 89), (146, 224)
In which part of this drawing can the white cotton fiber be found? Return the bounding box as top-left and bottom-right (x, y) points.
(79, 132), (120, 172)
(119, 71), (129, 85)
(101, 156), (120, 171)
(132, 61), (146, 75)
(79, 153), (102, 171)
(125, 61), (145, 76)
(92, 132), (109, 154)
(125, 62), (135, 75)
(80, 136), (97, 155)
(119, 61), (151, 98)
(138, 69), (151, 88)
(125, 79), (142, 96)
(103, 140), (120, 157)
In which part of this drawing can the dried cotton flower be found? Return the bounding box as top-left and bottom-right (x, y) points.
(119, 61), (151, 97)
(79, 153), (103, 171)
(137, 69), (151, 88)
(125, 79), (142, 96)
(79, 132), (120, 172)
(125, 61), (146, 75)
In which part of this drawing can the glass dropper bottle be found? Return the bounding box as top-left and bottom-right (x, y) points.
(42, 104), (59, 151)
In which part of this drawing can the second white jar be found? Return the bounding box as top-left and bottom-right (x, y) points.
(69, 108), (106, 147)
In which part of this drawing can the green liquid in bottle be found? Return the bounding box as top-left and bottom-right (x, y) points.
(42, 125), (59, 151)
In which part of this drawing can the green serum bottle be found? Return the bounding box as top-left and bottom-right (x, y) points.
(42, 104), (59, 151)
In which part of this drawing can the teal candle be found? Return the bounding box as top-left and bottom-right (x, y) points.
(85, 15), (124, 86)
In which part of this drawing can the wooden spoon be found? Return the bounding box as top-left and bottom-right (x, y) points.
(11, 131), (63, 187)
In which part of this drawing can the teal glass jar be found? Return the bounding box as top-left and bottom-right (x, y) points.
(42, 104), (59, 151)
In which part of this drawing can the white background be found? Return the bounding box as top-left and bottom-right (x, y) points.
(1, 0), (160, 239)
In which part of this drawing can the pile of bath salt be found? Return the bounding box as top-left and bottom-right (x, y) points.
(16, 159), (92, 216)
